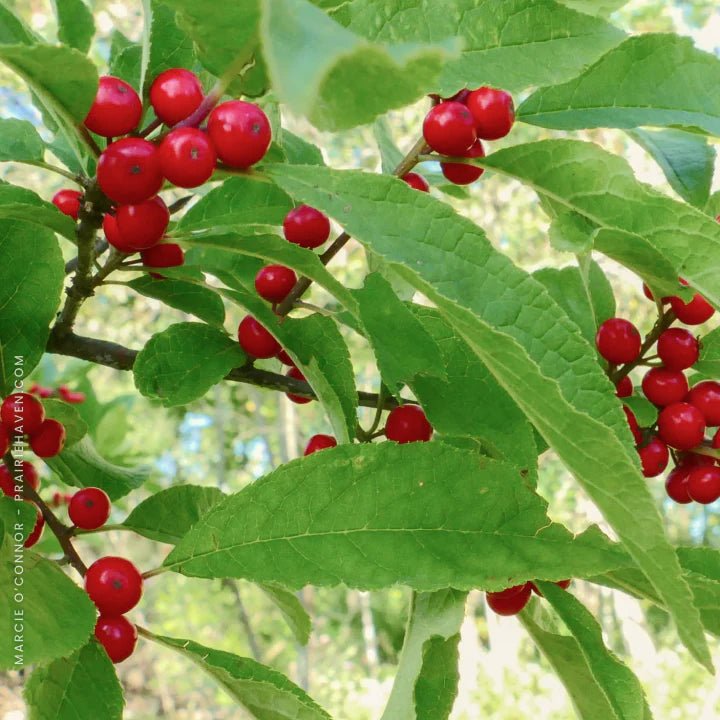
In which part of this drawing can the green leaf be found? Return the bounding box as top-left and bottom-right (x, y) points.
(548, 213), (595, 254)
(381, 590), (466, 720)
(280, 130), (325, 166)
(42, 398), (89, 446)
(265, 162), (713, 670)
(147, 0), (194, 83)
(622, 396), (657, 429)
(0, 2), (36, 44)
(258, 583), (312, 646)
(519, 34), (720, 136)
(557, 0), (629, 14)
(261, 0), (459, 131)
(374, 116), (404, 174)
(45, 435), (151, 500)
(0, 220), (64, 396)
(414, 634), (460, 720)
(336, 0), (625, 95)
(706, 191), (720, 219)
(0, 118), (45, 163)
(0, 496), (37, 543)
(127, 276), (226, 328)
(0, 183), (76, 239)
(122, 485), (226, 544)
(165, 443), (629, 589)
(133, 322), (246, 407)
(24, 641), (124, 720)
(0, 553), (96, 669)
(152, 635), (332, 719)
(108, 30), (141, 90)
(692, 327), (720, 377)
(52, 0), (95, 53)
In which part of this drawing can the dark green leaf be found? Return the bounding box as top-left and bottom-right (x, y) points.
(0, 183), (76, 239)
(0, 118), (45, 163)
(280, 130), (325, 166)
(52, 0), (95, 53)
(0, 2), (36, 44)
(622, 397), (657, 428)
(258, 584), (312, 646)
(147, 0), (195, 84)
(414, 634), (460, 720)
(108, 30), (141, 90)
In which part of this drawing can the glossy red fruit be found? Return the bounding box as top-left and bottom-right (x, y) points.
(641, 368), (688, 407)
(401, 173), (430, 192)
(29, 419), (66, 458)
(141, 243), (184, 268)
(615, 376), (633, 398)
(207, 100), (271, 168)
(440, 139), (485, 185)
(85, 557), (143, 615)
(656, 328), (699, 371)
(687, 466), (720, 504)
(687, 381), (720, 426)
(69, 487), (111, 530)
(0, 461), (40, 497)
(255, 265), (297, 304)
(158, 128), (216, 188)
(385, 405), (433, 443)
(149, 68), (204, 126)
(276, 349), (296, 367)
(52, 189), (82, 220)
(0, 424), (8, 457)
(486, 583), (532, 616)
(286, 367), (312, 404)
(97, 138), (163, 205)
(595, 318), (642, 364)
(670, 292), (715, 325)
(490, 583), (530, 601)
(637, 436), (669, 478)
(116, 196), (169, 250)
(24, 508), (45, 548)
(466, 87), (515, 140)
(95, 616), (137, 664)
(1, 392), (45, 435)
(237, 316), (280, 359)
(102, 214), (134, 253)
(623, 405), (643, 445)
(304, 434), (337, 456)
(84, 76), (142, 137)
(657, 402), (706, 450)
(283, 206), (331, 249)
(58, 385), (86, 404)
(665, 466), (692, 504)
(422, 101), (477, 156)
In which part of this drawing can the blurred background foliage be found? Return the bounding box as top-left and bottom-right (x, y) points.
(1, 0), (720, 718)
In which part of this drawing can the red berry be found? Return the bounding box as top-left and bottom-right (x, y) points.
(401, 173), (430, 192)
(58, 385), (86, 404)
(149, 68), (204, 126)
(657, 402), (706, 450)
(385, 405), (433, 444)
(116, 196), (170, 251)
(0, 461), (40, 497)
(656, 328), (699, 371)
(490, 583), (530, 601)
(623, 405), (643, 444)
(670, 292), (715, 325)
(255, 265), (297, 303)
(85, 557), (143, 615)
(276, 349), (296, 367)
(615, 376), (633, 398)
(237, 316), (280, 359)
(422, 101), (476, 156)
(102, 214), (134, 253)
(52, 189), (82, 220)
(665, 466), (692, 504)
(286, 367), (312, 404)
(0, 424), (8, 457)
(141, 243), (184, 269)
(29, 419), (66, 458)
(486, 583), (532, 616)
(97, 138), (163, 205)
(84, 76), (142, 137)
(642, 283), (657, 302)
(283, 206), (331, 249)
(69, 487), (111, 530)
(713, 429), (720, 449)
(637, 436), (669, 478)
(641, 368), (688, 407)
(440, 139), (485, 185)
(207, 100), (271, 168)
(687, 466), (720, 504)
(595, 318), (642, 364)
(466, 87), (515, 140)
(687, 381), (720, 426)
(158, 128), (216, 188)
(1, 392), (45, 435)
(95, 615), (138, 664)
(24, 507), (45, 548)
(304, 434), (337, 455)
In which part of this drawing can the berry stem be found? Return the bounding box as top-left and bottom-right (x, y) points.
(72, 523), (131, 536)
(141, 565), (169, 580)
(138, 117), (162, 138)
(22, 160), (88, 185)
(78, 126), (102, 157)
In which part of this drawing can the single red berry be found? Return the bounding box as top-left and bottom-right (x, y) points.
(58, 385), (86, 404)
(304, 434), (337, 456)
(615, 376), (633, 398)
(637, 436), (669, 478)
(385, 405), (433, 443)
(1, 392), (45, 435)
(401, 173), (430, 192)
(687, 466), (720, 504)
(486, 583), (532, 616)
(687, 381), (720, 426)
(29, 419), (66, 458)
(283, 205), (331, 249)
(0, 424), (8, 457)
(657, 402), (706, 450)
(641, 368), (688, 407)
(276, 349), (296, 367)
(665, 466), (692, 504)
(422, 101), (477, 156)
(69, 487), (111, 530)
(141, 243), (184, 269)
(490, 583), (531, 601)
(207, 100), (271, 168)
(670, 292), (715, 325)
(158, 128), (216, 188)
(623, 405), (643, 445)
(595, 318), (642, 364)
(24, 507), (45, 548)
(255, 265), (297, 304)
(97, 138), (163, 205)
(286, 367), (312, 404)
(0, 461), (40, 497)
(237, 316), (280, 359)
(116, 196), (170, 251)
(85, 556), (143, 615)
(84, 76), (142, 137)
(95, 615), (138, 664)
(52, 189), (82, 220)
(149, 68), (204, 126)
(656, 328), (699, 371)
(102, 214), (134, 253)
(465, 87), (515, 140)
(440, 139), (485, 185)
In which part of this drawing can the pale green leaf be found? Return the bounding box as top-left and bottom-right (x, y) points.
(557, 0), (629, 14)
(0, 496), (37, 542)
(0, 183), (76, 239)
(42, 398), (88, 446)
(374, 116), (404, 174)
(52, 0), (95, 53)
(0, 118), (45, 163)
(258, 583), (312, 646)
(548, 213), (594, 254)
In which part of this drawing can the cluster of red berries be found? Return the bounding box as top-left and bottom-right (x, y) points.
(29, 383), (86, 403)
(486, 579), (572, 616)
(595, 281), (720, 505)
(0, 392), (66, 460)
